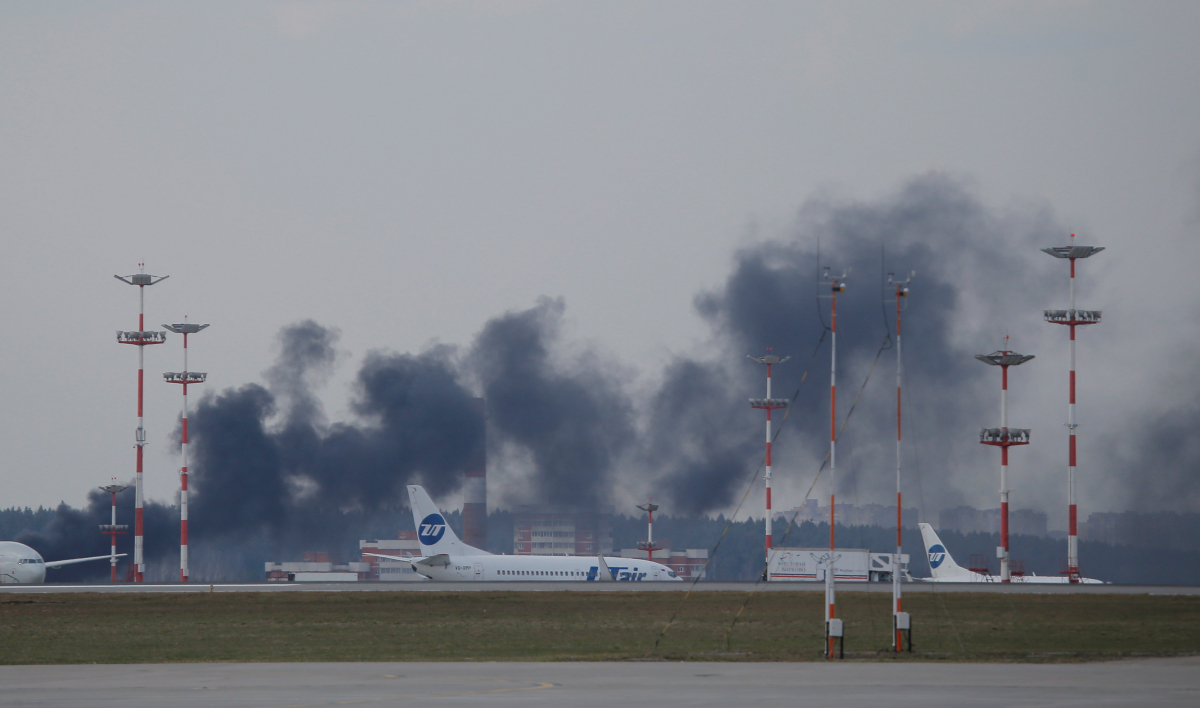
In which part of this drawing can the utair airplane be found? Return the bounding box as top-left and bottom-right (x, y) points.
(918, 523), (1103, 584)
(0, 541), (125, 584)
(365, 486), (685, 582)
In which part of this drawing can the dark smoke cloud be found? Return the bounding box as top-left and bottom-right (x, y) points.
(472, 297), (636, 506)
(18, 173), (1147, 580)
(185, 322), (485, 557)
(643, 174), (1067, 515)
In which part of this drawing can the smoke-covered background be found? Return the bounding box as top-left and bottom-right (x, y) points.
(12, 173), (1199, 580)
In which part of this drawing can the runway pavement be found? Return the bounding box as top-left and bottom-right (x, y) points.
(3, 657), (1198, 707)
(1, 580), (1199, 594)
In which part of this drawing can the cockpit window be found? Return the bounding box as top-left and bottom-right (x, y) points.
(667, 570), (678, 578)
(18, 558), (42, 565)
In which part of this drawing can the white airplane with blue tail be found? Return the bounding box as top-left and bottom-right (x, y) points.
(365, 486), (684, 582)
(919, 523), (1102, 584)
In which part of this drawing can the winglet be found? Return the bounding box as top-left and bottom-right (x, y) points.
(597, 554), (613, 581)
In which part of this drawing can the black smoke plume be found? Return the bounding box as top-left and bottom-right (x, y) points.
(472, 297), (636, 506)
(20, 173), (1160, 580)
(642, 174), (1067, 514)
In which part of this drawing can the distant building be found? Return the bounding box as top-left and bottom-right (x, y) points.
(513, 504), (613, 556)
(939, 506), (1048, 537)
(265, 551), (371, 582)
(619, 543), (709, 580)
(359, 531), (427, 581)
(785, 499), (920, 529)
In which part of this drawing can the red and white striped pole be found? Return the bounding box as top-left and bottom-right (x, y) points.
(164, 319), (209, 583)
(823, 267), (846, 658)
(1000, 362), (1010, 580)
(99, 483), (128, 583)
(749, 353), (789, 568)
(115, 267), (167, 582)
(1043, 236), (1103, 581)
(636, 500), (661, 561)
(977, 344), (1033, 582)
(887, 272), (912, 650)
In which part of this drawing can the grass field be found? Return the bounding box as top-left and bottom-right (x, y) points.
(2, 590), (1198, 664)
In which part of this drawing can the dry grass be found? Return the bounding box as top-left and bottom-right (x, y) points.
(1, 590), (1197, 664)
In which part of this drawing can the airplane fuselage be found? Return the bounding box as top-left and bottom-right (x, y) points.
(0, 542), (48, 584)
(409, 554), (683, 582)
(920, 572), (1103, 584)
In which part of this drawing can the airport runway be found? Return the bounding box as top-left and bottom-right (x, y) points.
(3, 657), (1198, 707)
(2, 580), (1199, 594)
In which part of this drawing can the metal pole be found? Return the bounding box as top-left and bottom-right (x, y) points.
(748, 354), (788, 569)
(99, 483), (128, 583)
(1068, 253), (1077, 577)
(889, 275), (911, 649)
(110, 489), (119, 582)
(180, 329), (189, 582)
(1000, 363), (1010, 582)
(136, 284), (145, 582)
(1042, 235), (1102, 582)
(164, 320), (208, 584)
(647, 505), (653, 559)
(115, 268), (167, 583)
(825, 272), (844, 659)
(976, 346), (1033, 582)
(765, 361), (774, 553)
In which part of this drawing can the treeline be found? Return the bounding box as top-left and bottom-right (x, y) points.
(0, 506), (57, 542)
(7, 503), (1197, 584)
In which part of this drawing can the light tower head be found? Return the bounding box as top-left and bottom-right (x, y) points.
(163, 323), (210, 335)
(822, 266), (848, 292)
(636, 502), (660, 514)
(975, 352), (1035, 368)
(887, 270), (915, 297)
(748, 354), (790, 366)
(1042, 234), (1104, 260)
(99, 484), (128, 495)
(114, 272), (168, 286)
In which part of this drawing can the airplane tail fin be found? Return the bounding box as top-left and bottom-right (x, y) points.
(918, 523), (970, 579)
(407, 485), (490, 556)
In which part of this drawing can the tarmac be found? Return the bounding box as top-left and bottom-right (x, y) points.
(2, 580), (1199, 594)
(3, 657), (1198, 707)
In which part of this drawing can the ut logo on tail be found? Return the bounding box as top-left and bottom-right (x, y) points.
(927, 544), (947, 569)
(418, 514), (447, 545)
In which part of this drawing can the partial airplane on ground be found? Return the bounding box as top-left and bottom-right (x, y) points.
(0, 541), (124, 584)
(918, 523), (1103, 584)
(365, 486), (684, 582)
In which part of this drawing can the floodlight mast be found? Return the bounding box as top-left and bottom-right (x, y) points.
(1042, 234), (1103, 582)
(636, 500), (661, 562)
(886, 271), (914, 651)
(975, 341), (1034, 582)
(748, 351), (789, 566)
(163, 319), (209, 582)
(98, 482), (128, 583)
(114, 265), (168, 582)
(820, 266), (846, 659)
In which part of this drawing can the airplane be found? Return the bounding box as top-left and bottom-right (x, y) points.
(364, 485), (685, 582)
(918, 523), (1103, 584)
(0, 541), (126, 584)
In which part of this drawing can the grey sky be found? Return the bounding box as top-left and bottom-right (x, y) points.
(2, 2), (1198, 524)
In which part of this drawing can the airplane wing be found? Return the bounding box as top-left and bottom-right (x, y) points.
(413, 554), (450, 568)
(44, 554), (126, 569)
(362, 552), (418, 566)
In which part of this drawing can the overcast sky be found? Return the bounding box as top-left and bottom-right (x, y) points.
(2, 2), (1199, 523)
